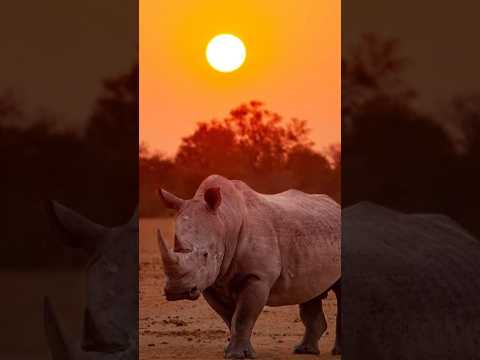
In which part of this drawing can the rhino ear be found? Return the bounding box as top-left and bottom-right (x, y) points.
(157, 189), (184, 210)
(204, 187), (221, 211)
(48, 201), (107, 253)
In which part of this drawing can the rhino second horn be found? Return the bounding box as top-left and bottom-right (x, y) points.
(44, 297), (74, 360)
(156, 229), (181, 274)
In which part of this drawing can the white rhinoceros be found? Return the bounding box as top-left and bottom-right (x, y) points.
(342, 202), (480, 359)
(157, 174), (341, 358)
(44, 203), (138, 360)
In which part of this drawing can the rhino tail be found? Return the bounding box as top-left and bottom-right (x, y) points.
(44, 296), (74, 360)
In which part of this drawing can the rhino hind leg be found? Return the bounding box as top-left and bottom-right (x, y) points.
(293, 295), (326, 355)
(331, 280), (341, 355)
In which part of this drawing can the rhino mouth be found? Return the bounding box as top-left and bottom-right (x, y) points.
(165, 286), (201, 301)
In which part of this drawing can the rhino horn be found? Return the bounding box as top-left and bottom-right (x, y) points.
(156, 229), (183, 274)
(44, 297), (74, 360)
(47, 201), (107, 253)
(127, 207), (138, 230)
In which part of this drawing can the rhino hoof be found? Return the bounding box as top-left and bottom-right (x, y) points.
(225, 350), (256, 359)
(293, 343), (320, 355)
(225, 342), (257, 359)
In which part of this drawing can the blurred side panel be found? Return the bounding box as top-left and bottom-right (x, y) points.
(342, 1), (480, 359)
(0, 1), (138, 359)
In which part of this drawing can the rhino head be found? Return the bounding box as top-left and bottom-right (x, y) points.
(157, 187), (226, 301)
(49, 202), (137, 353)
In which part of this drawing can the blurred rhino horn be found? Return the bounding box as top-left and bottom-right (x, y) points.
(44, 297), (74, 360)
(128, 207), (138, 229)
(47, 201), (107, 253)
(156, 229), (180, 273)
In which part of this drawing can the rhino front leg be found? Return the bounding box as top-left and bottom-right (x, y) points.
(225, 277), (270, 359)
(294, 295), (326, 355)
(331, 280), (341, 355)
(203, 287), (235, 329)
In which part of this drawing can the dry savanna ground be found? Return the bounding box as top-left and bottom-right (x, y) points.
(140, 217), (339, 360)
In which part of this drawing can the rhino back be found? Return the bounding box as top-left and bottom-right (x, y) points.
(342, 202), (480, 359)
(238, 188), (341, 305)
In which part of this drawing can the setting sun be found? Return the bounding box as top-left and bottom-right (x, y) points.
(141, 0), (340, 155)
(206, 34), (246, 73)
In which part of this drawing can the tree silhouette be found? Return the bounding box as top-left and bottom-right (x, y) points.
(343, 34), (416, 119)
(447, 93), (480, 233)
(1, 64), (139, 267)
(174, 101), (337, 196)
(139, 143), (175, 217)
(177, 101), (313, 173)
(84, 64), (138, 223)
(86, 64), (138, 158)
(342, 34), (480, 238)
(140, 101), (340, 216)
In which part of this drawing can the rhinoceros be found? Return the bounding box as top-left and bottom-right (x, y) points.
(44, 202), (138, 360)
(342, 202), (480, 359)
(156, 174), (341, 358)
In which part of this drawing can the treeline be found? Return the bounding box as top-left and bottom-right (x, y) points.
(4, 33), (480, 267)
(141, 33), (480, 241)
(140, 101), (341, 217)
(1, 65), (138, 267)
(342, 34), (480, 238)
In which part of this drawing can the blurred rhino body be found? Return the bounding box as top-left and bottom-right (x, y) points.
(44, 297), (137, 360)
(158, 175), (341, 358)
(44, 203), (138, 360)
(342, 202), (480, 359)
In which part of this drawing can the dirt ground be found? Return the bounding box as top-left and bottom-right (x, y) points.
(140, 217), (339, 360)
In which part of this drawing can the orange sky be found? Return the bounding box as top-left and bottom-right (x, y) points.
(140, 0), (340, 155)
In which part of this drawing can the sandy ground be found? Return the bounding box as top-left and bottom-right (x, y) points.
(140, 217), (339, 360)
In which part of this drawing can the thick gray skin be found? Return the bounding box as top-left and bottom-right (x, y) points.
(342, 202), (480, 360)
(158, 175), (341, 359)
(46, 203), (138, 359)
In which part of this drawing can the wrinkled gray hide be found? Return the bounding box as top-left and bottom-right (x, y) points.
(45, 203), (138, 360)
(342, 202), (480, 360)
(157, 175), (341, 358)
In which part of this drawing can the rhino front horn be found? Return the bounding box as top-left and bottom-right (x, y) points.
(44, 297), (74, 360)
(156, 229), (181, 274)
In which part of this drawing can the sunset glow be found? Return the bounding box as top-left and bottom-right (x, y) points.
(140, 0), (340, 154)
(206, 34), (246, 73)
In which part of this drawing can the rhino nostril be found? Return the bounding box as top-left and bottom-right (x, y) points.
(190, 286), (198, 295)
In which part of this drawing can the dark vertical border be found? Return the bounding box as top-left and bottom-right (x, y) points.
(0, 1), (139, 358)
(342, 1), (480, 358)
